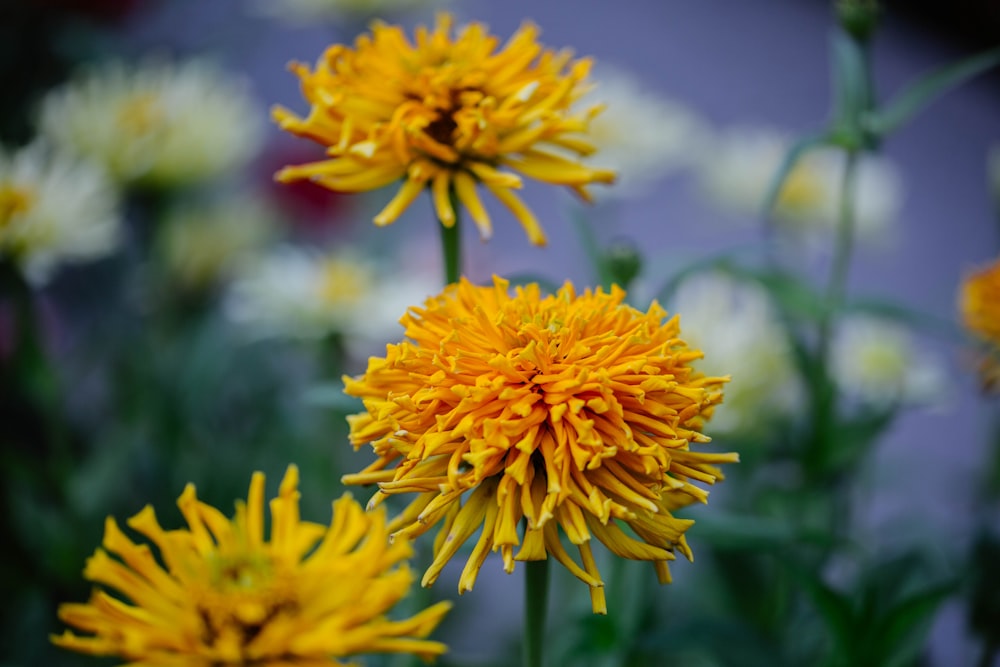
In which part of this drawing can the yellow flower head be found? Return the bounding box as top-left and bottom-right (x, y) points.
(52, 465), (451, 666)
(342, 277), (738, 614)
(272, 14), (616, 246)
(960, 256), (1000, 389)
(961, 256), (1000, 345)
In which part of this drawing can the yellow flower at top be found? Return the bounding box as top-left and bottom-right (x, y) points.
(273, 14), (616, 246)
(342, 277), (738, 614)
(960, 256), (1000, 389)
(52, 465), (451, 666)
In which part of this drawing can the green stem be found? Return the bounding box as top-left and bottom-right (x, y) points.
(438, 194), (462, 285)
(524, 559), (550, 667)
(808, 149), (859, 481)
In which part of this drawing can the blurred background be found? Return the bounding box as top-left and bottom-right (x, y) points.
(2, 0), (999, 665)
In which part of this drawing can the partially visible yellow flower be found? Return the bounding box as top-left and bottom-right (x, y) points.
(52, 465), (452, 666)
(273, 14), (615, 246)
(342, 276), (737, 614)
(960, 256), (1000, 389)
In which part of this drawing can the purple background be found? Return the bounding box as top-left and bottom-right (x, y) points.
(113, 0), (1000, 662)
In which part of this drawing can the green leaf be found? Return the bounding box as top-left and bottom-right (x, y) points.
(822, 409), (897, 475)
(875, 583), (956, 667)
(864, 45), (1000, 137)
(751, 268), (829, 322)
(692, 512), (835, 550)
(789, 565), (857, 657)
(844, 296), (964, 341)
(650, 244), (766, 306)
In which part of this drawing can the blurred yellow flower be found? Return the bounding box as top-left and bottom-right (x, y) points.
(273, 14), (615, 246)
(960, 256), (1000, 389)
(342, 277), (736, 614)
(52, 465), (451, 666)
(961, 256), (1000, 346)
(159, 195), (277, 291)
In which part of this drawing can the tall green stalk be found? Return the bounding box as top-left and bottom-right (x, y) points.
(807, 149), (859, 486)
(524, 559), (550, 667)
(438, 196), (462, 285)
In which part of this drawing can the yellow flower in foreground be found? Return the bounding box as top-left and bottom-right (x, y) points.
(52, 465), (451, 666)
(342, 277), (737, 614)
(960, 256), (1000, 389)
(273, 14), (615, 246)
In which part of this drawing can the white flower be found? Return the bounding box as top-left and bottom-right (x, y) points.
(698, 126), (902, 245)
(38, 59), (262, 188)
(0, 142), (121, 284)
(584, 66), (709, 198)
(224, 246), (438, 354)
(250, 0), (450, 24)
(158, 196), (277, 291)
(831, 315), (948, 409)
(671, 271), (803, 435)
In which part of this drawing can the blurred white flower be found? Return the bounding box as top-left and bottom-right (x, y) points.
(224, 246), (438, 354)
(0, 142), (121, 284)
(251, 0), (450, 24)
(584, 66), (709, 198)
(698, 126), (902, 245)
(158, 196), (278, 291)
(831, 315), (948, 409)
(672, 271), (803, 436)
(38, 60), (262, 189)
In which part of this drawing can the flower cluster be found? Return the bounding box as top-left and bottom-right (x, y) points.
(342, 276), (737, 614)
(52, 465), (451, 665)
(224, 245), (439, 356)
(40, 60), (262, 188)
(274, 14), (615, 245)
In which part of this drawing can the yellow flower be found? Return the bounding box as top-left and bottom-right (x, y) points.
(272, 14), (615, 246)
(961, 256), (1000, 345)
(52, 465), (452, 666)
(342, 277), (737, 614)
(960, 256), (1000, 389)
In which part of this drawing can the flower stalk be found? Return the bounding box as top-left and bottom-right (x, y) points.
(524, 559), (549, 667)
(807, 149), (859, 480)
(439, 191), (462, 285)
